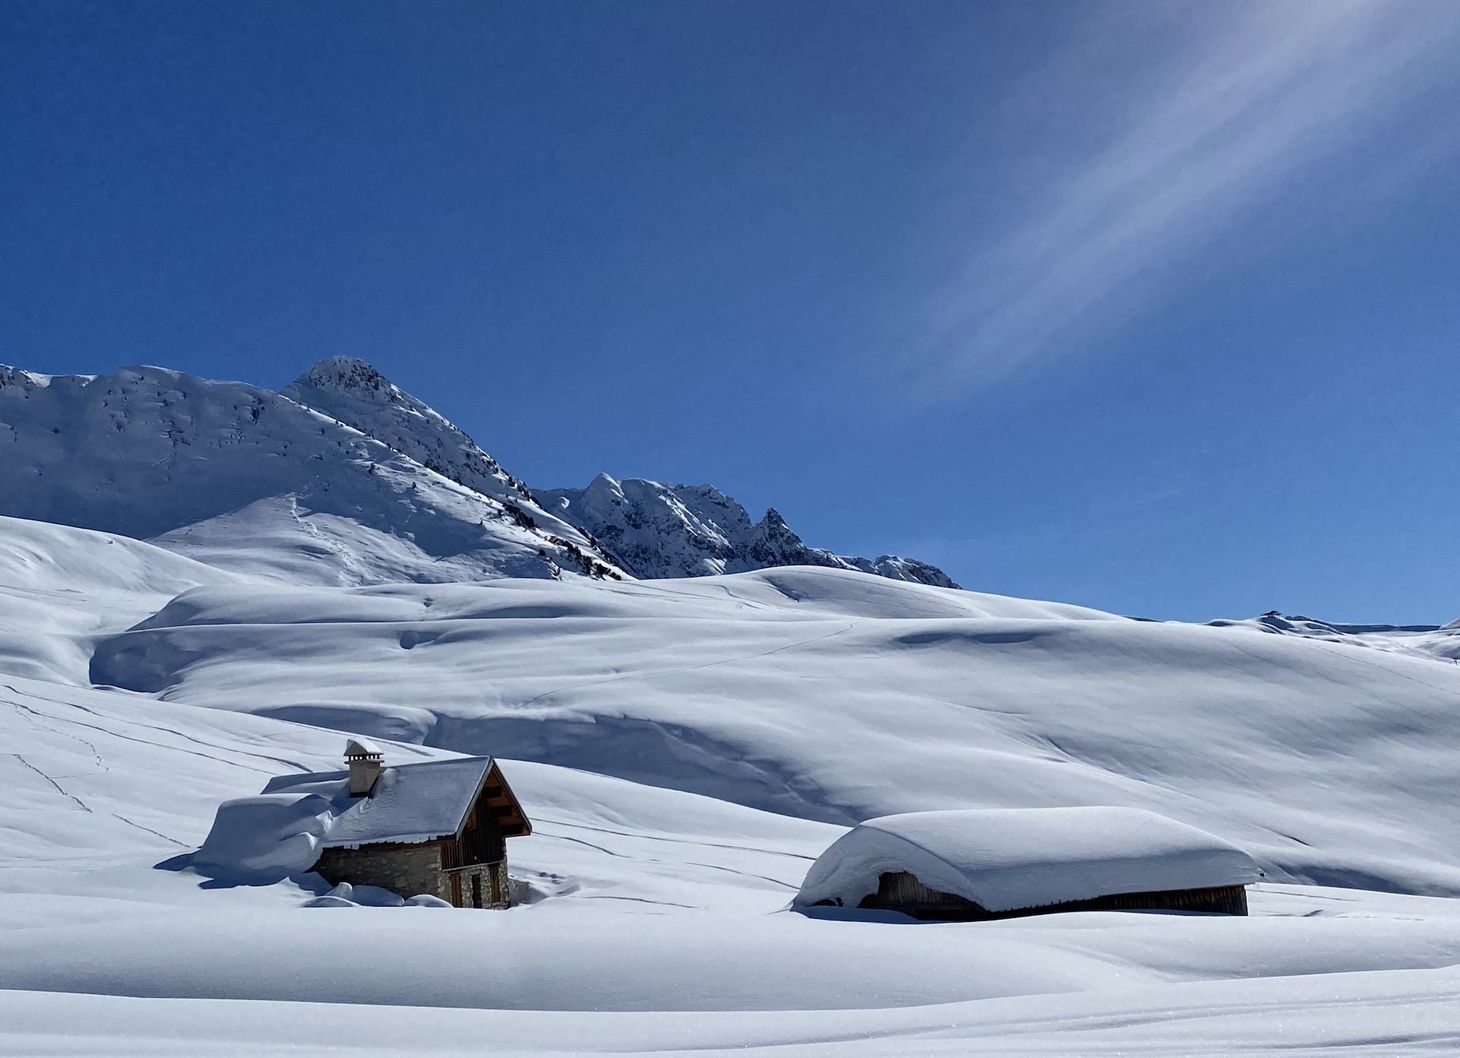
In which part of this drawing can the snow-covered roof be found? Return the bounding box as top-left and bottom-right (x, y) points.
(262, 757), (492, 847)
(794, 807), (1262, 914)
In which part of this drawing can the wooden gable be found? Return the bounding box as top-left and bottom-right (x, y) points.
(440, 760), (531, 873)
(473, 760), (531, 838)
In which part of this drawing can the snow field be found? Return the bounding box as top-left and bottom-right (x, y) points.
(4, 517), (1460, 1054)
(84, 563), (1460, 894)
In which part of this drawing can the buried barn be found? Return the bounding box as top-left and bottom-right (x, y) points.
(255, 740), (532, 907)
(793, 806), (1262, 921)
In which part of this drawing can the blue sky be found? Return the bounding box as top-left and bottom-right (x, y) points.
(3, 1), (1458, 621)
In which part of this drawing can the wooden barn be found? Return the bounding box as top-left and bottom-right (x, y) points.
(793, 806), (1261, 922)
(263, 739), (532, 908)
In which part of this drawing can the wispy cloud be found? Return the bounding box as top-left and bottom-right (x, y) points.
(919, 0), (1460, 389)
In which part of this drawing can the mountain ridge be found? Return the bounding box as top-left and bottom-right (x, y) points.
(0, 358), (957, 589)
(0, 361), (621, 584)
(537, 473), (959, 587)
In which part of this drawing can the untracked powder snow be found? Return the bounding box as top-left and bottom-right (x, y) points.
(4, 361), (1460, 1056)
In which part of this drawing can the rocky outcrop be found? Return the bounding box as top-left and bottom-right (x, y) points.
(537, 475), (959, 588)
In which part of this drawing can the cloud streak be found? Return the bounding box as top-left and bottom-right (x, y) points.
(921, 0), (1460, 388)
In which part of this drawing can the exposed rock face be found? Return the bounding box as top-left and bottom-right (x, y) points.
(283, 357), (536, 505)
(536, 475), (960, 588)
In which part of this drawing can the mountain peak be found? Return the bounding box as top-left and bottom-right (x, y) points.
(0, 357), (952, 591)
(293, 357), (399, 402)
(0, 360), (625, 585)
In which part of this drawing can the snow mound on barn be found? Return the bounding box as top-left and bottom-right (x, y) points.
(192, 793), (334, 881)
(794, 807), (1262, 913)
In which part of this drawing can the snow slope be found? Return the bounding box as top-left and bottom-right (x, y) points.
(8, 966), (1460, 1057)
(6, 635), (1460, 1053)
(538, 473), (960, 586)
(3, 654), (1460, 1034)
(81, 561), (1460, 898)
(0, 362), (623, 584)
(1212, 611), (1460, 664)
(282, 357), (540, 508)
(0, 515), (242, 685)
(5, 514), (1460, 1053)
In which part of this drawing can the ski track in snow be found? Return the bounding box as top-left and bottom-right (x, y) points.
(8, 752), (91, 813)
(12, 699), (109, 773)
(109, 812), (188, 847)
(4, 684), (311, 773)
(6, 701), (280, 776)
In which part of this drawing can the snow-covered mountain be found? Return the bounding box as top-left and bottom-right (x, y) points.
(0, 358), (952, 589)
(281, 357), (537, 510)
(0, 361), (624, 584)
(537, 474), (959, 587)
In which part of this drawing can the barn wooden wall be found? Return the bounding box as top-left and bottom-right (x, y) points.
(858, 871), (1249, 920)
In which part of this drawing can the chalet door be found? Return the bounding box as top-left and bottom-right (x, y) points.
(450, 874), (463, 908)
(470, 872), (483, 909)
(489, 863), (504, 907)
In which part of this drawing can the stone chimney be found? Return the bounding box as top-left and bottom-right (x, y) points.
(344, 738), (384, 796)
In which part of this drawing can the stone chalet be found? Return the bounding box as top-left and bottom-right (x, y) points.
(265, 739), (532, 908)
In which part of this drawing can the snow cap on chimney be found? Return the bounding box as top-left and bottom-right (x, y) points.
(344, 738), (383, 796)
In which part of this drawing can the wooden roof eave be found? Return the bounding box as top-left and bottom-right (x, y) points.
(487, 760), (533, 837)
(452, 758), (533, 840)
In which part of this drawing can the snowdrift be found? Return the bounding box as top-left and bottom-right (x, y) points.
(193, 793), (334, 880)
(0, 515), (239, 684)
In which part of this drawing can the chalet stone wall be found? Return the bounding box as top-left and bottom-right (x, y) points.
(315, 843), (448, 902)
(447, 861), (509, 908)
